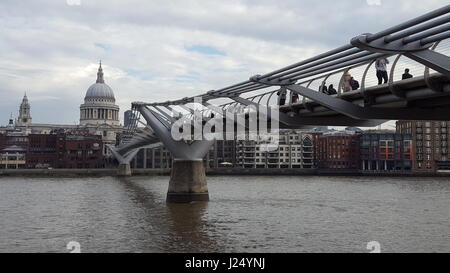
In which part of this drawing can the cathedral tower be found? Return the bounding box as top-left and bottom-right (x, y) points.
(16, 93), (32, 126)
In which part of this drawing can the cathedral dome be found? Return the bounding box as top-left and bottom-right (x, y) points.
(85, 83), (115, 100)
(80, 61), (120, 127)
(84, 62), (115, 101)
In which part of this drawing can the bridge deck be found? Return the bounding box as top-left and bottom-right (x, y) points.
(281, 73), (450, 118)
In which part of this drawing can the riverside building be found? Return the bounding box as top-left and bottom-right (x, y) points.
(397, 120), (450, 173)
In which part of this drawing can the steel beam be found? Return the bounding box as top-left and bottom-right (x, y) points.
(405, 50), (450, 77)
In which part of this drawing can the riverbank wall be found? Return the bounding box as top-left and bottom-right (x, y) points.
(1, 168), (450, 177)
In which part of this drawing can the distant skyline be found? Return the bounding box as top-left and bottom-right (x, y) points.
(0, 0), (448, 127)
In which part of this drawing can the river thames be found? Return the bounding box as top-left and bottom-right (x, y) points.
(0, 175), (449, 253)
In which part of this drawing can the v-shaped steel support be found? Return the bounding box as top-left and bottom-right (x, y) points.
(108, 145), (141, 165)
(138, 105), (213, 160)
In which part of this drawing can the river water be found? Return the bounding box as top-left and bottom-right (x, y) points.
(0, 175), (449, 253)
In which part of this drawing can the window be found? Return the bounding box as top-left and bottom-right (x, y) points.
(302, 137), (312, 146)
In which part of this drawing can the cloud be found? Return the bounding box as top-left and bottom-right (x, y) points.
(0, 0), (448, 127)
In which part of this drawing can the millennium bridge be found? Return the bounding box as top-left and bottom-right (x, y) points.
(110, 5), (450, 203)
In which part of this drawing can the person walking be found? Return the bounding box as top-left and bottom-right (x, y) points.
(375, 57), (389, 85)
(402, 68), (413, 80)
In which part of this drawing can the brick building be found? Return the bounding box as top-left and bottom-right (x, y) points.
(0, 134), (6, 150)
(55, 134), (104, 169)
(0, 131), (105, 169)
(26, 134), (58, 168)
(316, 131), (360, 169)
(397, 120), (450, 173)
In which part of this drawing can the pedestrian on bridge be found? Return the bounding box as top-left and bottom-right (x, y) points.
(291, 92), (299, 104)
(402, 68), (413, 80)
(375, 58), (389, 85)
(277, 87), (287, 106)
(328, 84), (337, 95)
(319, 82), (328, 94)
(341, 72), (352, 92)
(350, 77), (360, 90)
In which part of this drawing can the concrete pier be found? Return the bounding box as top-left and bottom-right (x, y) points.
(166, 160), (209, 203)
(117, 163), (132, 176)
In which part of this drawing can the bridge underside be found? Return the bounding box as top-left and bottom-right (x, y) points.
(281, 74), (450, 122)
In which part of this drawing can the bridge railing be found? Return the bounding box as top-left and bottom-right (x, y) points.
(276, 37), (450, 110)
(120, 107), (141, 145)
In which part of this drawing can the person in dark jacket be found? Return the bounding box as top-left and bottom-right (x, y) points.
(328, 84), (337, 95)
(319, 82), (328, 94)
(349, 77), (360, 90)
(291, 92), (299, 103)
(402, 68), (413, 80)
(277, 88), (287, 106)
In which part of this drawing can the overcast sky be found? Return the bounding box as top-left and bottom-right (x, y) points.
(0, 0), (448, 126)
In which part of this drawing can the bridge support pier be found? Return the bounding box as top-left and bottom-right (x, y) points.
(167, 160), (209, 203)
(117, 163), (132, 176)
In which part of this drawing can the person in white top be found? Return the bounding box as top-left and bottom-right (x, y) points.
(375, 58), (389, 85)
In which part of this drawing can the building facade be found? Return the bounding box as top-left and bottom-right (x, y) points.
(359, 131), (412, 172)
(397, 120), (450, 173)
(0, 132), (28, 169)
(0, 131), (105, 169)
(26, 134), (58, 168)
(124, 110), (136, 128)
(316, 131), (360, 169)
(206, 140), (237, 168)
(234, 131), (315, 169)
(131, 146), (172, 169)
(130, 131), (318, 170)
(55, 133), (104, 169)
(0, 145), (27, 169)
